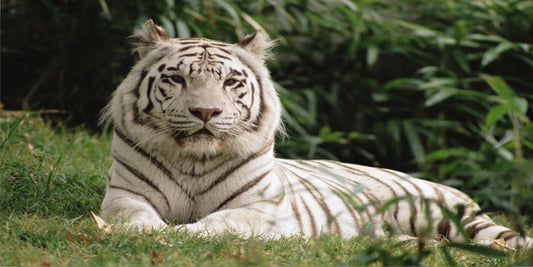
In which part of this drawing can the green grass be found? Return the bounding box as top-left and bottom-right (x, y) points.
(1, 111), (532, 266)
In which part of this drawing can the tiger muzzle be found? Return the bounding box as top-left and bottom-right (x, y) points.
(189, 107), (222, 122)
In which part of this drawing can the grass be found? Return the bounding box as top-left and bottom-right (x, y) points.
(1, 111), (532, 266)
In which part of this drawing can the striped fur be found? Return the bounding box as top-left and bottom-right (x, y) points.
(101, 20), (532, 249)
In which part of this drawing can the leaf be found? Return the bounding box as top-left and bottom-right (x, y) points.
(424, 147), (471, 161)
(176, 19), (191, 38)
(396, 20), (438, 37)
(418, 78), (456, 90)
(484, 104), (508, 128)
(366, 45), (379, 67)
(91, 211), (112, 233)
(513, 97), (528, 115)
(402, 121), (425, 166)
(480, 74), (528, 117)
(481, 41), (514, 67)
(151, 250), (165, 265)
(453, 49), (471, 73)
(425, 89), (456, 107)
(384, 78), (423, 90)
(480, 74), (514, 103)
(214, 0), (240, 25)
(41, 258), (52, 267)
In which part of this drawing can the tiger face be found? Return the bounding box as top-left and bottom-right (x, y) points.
(137, 40), (263, 145)
(106, 20), (281, 159)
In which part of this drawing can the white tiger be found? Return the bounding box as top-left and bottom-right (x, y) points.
(100, 20), (532, 249)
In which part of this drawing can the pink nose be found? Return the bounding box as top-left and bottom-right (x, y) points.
(189, 107), (222, 122)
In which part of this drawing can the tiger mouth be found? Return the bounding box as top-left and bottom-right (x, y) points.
(193, 128), (214, 136)
(171, 128), (216, 142)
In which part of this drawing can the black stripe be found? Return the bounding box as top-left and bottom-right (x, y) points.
(382, 169), (427, 214)
(112, 154), (172, 211)
(301, 163), (363, 230)
(128, 70), (149, 128)
(180, 52), (201, 58)
(288, 161), (372, 225)
(466, 221), (495, 239)
(215, 47), (231, 55)
(496, 230), (520, 240)
(177, 40), (202, 45)
(366, 167), (418, 232)
(236, 101), (251, 121)
(362, 191), (384, 219)
(291, 198), (304, 232)
(158, 64), (166, 72)
(113, 128), (194, 200)
(197, 139), (273, 195)
(280, 167), (304, 232)
(213, 53), (232, 61)
(234, 55), (263, 131)
(251, 77), (263, 130)
(142, 76), (156, 114)
(213, 171), (269, 212)
(178, 45), (199, 52)
(300, 196), (317, 236)
(230, 68), (242, 75)
(291, 169), (340, 234)
(249, 82), (256, 111)
(390, 180), (417, 236)
(330, 189), (362, 229)
(109, 184), (165, 221)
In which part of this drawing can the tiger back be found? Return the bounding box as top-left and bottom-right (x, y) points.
(101, 20), (532, 250)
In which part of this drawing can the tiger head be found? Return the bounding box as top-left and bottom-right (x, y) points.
(104, 20), (282, 160)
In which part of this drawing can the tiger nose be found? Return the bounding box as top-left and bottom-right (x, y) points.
(189, 107), (222, 122)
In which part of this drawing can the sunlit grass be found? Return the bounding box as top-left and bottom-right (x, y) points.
(1, 111), (532, 266)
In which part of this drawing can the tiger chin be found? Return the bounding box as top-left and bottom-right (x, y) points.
(100, 19), (532, 250)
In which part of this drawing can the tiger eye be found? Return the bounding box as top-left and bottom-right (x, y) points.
(223, 78), (238, 87)
(170, 75), (185, 84)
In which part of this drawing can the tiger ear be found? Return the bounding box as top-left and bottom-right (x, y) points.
(133, 19), (169, 58)
(238, 29), (274, 60)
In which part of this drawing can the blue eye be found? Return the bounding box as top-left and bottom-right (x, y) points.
(170, 75), (185, 84)
(224, 79), (238, 87)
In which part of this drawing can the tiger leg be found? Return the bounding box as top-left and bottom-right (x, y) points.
(101, 190), (168, 230)
(462, 214), (533, 250)
(174, 208), (292, 238)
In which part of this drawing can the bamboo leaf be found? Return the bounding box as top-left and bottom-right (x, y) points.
(425, 90), (456, 107)
(366, 45), (379, 67)
(402, 121), (425, 166)
(513, 97), (528, 115)
(484, 104), (508, 128)
(480, 74), (514, 104)
(481, 41), (514, 67)
(176, 19), (191, 38)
